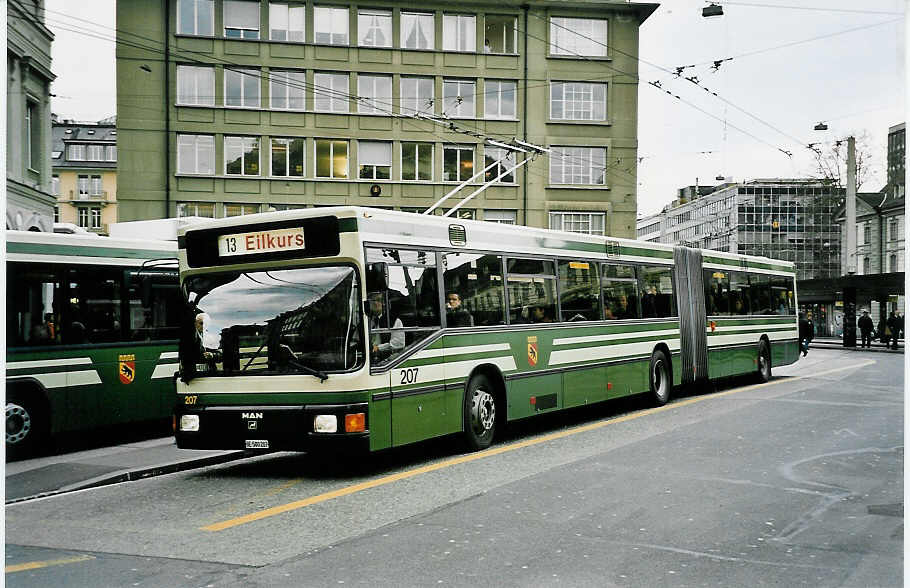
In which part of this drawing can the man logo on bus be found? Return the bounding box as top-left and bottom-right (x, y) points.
(119, 354), (136, 384)
(527, 336), (539, 367)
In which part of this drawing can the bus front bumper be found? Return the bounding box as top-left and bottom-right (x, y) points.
(175, 402), (370, 453)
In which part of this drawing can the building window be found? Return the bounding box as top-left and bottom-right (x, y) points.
(400, 76), (434, 116)
(106, 145), (117, 161)
(91, 207), (102, 229)
(443, 145), (474, 182)
(87, 145), (104, 161)
(863, 223), (871, 245)
(54, 206), (59, 223)
(224, 68), (260, 108)
(177, 0), (214, 36)
(549, 17), (607, 57)
(67, 144), (86, 161)
(270, 137), (304, 177)
(269, 2), (305, 41)
(77, 175), (90, 198)
(401, 142), (433, 181)
(91, 175), (103, 195)
(177, 202), (216, 217)
(358, 141), (391, 179)
(549, 146), (606, 185)
(550, 81), (606, 121)
(484, 15), (516, 54)
(52, 175), (60, 196)
(26, 101), (41, 170)
(314, 6), (349, 45)
(862, 256), (870, 275)
(443, 14), (475, 52)
(270, 70), (306, 110)
(76, 175), (102, 197)
(484, 80), (516, 119)
(78, 208), (89, 228)
(357, 74), (392, 115)
(176, 134), (215, 175)
(549, 211), (605, 235)
(224, 203), (260, 217)
(314, 72), (349, 112)
(224, 0), (260, 38)
(484, 147), (514, 183)
(890, 253), (898, 272)
(401, 12), (433, 50)
(177, 65), (215, 106)
(443, 79), (475, 118)
(484, 210), (516, 224)
(315, 139), (348, 178)
(358, 10), (391, 47)
(224, 136), (260, 176)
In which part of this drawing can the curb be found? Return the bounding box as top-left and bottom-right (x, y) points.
(6, 450), (253, 505)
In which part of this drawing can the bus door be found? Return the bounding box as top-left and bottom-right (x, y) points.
(673, 247), (708, 384)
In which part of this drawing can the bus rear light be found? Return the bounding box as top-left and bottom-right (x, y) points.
(179, 414), (200, 432)
(314, 415), (337, 433)
(345, 413), (365, 433)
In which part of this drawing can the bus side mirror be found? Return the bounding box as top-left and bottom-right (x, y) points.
(367, 262), (388, 291)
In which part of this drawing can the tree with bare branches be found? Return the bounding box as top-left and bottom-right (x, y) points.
(807, 130), (875, 191)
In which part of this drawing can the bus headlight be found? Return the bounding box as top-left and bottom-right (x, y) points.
(179, 414), (200, 432)
(314, 414), (337, 433)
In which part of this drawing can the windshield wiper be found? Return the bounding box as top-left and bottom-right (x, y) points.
(279, 344), (329, 381)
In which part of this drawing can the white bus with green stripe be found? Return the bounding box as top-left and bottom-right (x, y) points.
(6, 230), (180, 456)
(174, 207), (799, 453)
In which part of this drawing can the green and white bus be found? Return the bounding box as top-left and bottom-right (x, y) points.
(175, 207), (799, 453)
(6, 230), (181, 456)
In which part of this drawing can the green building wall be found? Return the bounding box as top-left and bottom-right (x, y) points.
(116, 0), (655, 237)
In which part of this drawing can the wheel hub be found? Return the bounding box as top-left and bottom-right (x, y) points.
(471, 389), (495, 433)
(6, 403), (31, 445)
(652, 359), (668, 401)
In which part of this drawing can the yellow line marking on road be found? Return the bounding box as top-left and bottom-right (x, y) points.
(202, 359), (877, 532)
(6, 555), (95, 573)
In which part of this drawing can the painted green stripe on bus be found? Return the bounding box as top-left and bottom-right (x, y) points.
(710, 318), (796, 326)
(195, 391), (372, 405)
(702, 254), (792, 272)
(619, 246), (674, 260)
(7, 241), (172, 260)
(555, 333), (681, 352)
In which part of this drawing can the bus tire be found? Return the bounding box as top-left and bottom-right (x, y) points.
(757, 340), (772, 383)
(6, 391), (48, 459)
(463, 374), (496, 451)
(649, 349), (671, 407)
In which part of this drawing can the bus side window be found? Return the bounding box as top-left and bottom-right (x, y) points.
(443, 252), (505, 327)
(730, 271), (750, 315)
(7, 263), (62, 346)
(601, 263), (639, 320)
(703, 269), (729, 316)
(639, 266), (675, 318)
(748, 273), (771, 315)
(557, 260), (599, 321)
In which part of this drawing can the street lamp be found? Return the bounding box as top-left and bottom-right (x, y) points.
(814, 122), (828, 131)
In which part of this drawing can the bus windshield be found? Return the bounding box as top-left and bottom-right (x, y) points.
(183, 266), (363, 378)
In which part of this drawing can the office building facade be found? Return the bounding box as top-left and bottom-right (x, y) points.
(115, 0), (657, 237)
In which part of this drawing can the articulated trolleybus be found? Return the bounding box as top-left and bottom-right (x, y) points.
(175, 207), (799, 453)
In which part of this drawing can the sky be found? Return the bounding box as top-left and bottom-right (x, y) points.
(45, 0), (906, 218)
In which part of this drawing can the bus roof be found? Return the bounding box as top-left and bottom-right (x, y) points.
(177, 206), (794, 272)
(6, 230), (177, 267)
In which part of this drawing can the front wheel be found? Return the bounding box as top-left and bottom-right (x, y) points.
(757, 340), (772, 383)
(649, 350), (671, 407)
(463, 374), (497, 451)
(6, 394), (48, 459)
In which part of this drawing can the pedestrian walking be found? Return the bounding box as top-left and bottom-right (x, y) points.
(858, 309), (874, 348)
(887, 311), (900, 350)
(798, 312), (814, 357)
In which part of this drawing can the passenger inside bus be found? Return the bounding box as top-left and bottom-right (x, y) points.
(446, 292), (474, 327)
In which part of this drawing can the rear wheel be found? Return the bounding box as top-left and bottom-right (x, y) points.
(463, 374), (496, 451)
(6, 393), (48, 459)
(757, 340), (772, 383)
(649, 350), (671, 406)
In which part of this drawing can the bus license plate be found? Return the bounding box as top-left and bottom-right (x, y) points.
(245, 439), (269, 449)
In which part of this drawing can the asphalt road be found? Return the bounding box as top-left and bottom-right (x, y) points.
(6, 348), (904, 587)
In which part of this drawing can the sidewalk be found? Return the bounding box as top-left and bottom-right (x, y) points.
(5, 437), (249, 503)
(810, 336), (904, 352)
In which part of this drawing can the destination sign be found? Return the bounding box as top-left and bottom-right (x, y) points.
(217, 227), (305, 257)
